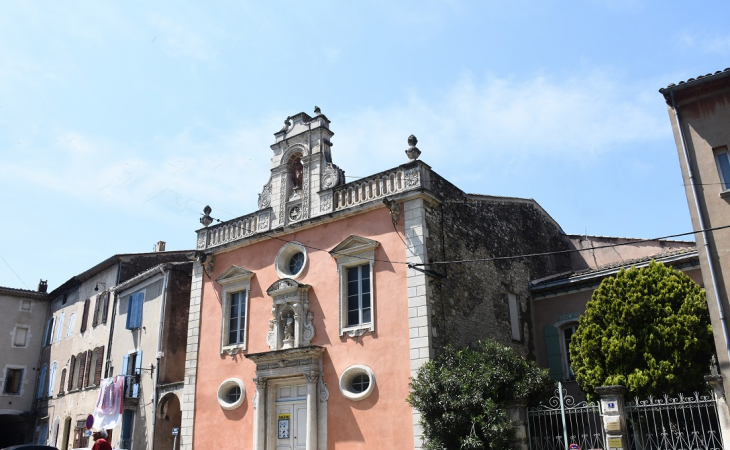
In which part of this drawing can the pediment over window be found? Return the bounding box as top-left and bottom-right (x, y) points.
(329, 235), (379, 260)
(266, 278), (309, 296)
(216, 265), (255, 286)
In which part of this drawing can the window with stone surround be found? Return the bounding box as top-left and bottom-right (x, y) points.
(330, 235), (379, 337)
(3, 367), (23, 395)
(216, 266), (255, 355)
(714, 146), (730, 191)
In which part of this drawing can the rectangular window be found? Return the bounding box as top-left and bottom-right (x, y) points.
(228, 291), (247, 345)
(346, 265), (371, 327)
(67, 313), (76, 338)
(120, 410), (134, 449)
(3, 368), (23, 394)
(13, 327), (29, 347)
(126, 292), (144, 330)
(56, 312), (65, 342)
(716, 147), (730, 191)
(562, 325), (578, 380)
(20, 300), (32, 311)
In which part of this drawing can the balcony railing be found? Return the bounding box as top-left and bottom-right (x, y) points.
(123, 374), (139, 399)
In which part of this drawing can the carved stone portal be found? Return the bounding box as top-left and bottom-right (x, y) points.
(265, 279), (315, 351)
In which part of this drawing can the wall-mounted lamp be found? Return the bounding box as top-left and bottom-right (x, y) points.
(94, 282), (106, 292)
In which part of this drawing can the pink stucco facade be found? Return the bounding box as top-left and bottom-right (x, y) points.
(192, 207), (414, 449)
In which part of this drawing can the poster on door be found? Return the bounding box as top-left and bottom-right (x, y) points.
(278, 414), (290, 439)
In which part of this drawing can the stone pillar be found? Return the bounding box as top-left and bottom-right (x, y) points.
(305, 371), (319, 450)
(595, 385), (628, 450)
(505, 399), (528, 450)
(253, 377), (267, 450)
(705, 374), (730, 446)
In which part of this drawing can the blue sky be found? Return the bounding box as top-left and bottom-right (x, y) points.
(2, 1), (729, 290)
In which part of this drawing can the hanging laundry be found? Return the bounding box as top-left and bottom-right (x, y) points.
(92, 376), (125, 431)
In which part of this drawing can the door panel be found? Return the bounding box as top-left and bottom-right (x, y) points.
(294, 404), (307, 450)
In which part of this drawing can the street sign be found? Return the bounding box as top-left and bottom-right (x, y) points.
(85, 414), (94, 430)
(568, 444), (580, 450)
(172, 427), (180, 436)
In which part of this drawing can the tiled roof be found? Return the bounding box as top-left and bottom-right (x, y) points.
(0, 285), (49, 299)
(659, 68), (730, 93)
(530, 247), (698, 290)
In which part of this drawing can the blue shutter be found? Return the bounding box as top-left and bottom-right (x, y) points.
(544, 325), (564, 382)
(56, 313), (65, 342)
(133, 351), (142, 398)
(121, 410), (134, 441)
(37, 365), (47, 399)
(126, 292), (144, 330)
(47, 362), (57, 397)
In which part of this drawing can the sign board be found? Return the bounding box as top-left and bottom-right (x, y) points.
(278, 414), (290, 439)
(85, 414), (94, 430)
(606, 421), (621, 431)
(607, 436), (623, 448)
(172, 428), (180, 436)
(569, 444), (580, 450)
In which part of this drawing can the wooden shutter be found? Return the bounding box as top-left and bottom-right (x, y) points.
(77, 352), (87, 390)
(59, 369), (66, 395)
(83, 349), (93, 388)
(544, 325), (564, 382)
(67, 355), (76, 391)
(80, 299), (91, 333)
(92, 295), (101, 327)
(101, 292), (110, 325)
(126, 292), (144, 329)
(37, 365), (47, 399)
(95, 346), (105, 385)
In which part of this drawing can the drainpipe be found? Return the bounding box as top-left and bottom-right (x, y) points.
(670, 91), (730, 363)
(151, 266), (170, 450)
(104, 261), (121, 379)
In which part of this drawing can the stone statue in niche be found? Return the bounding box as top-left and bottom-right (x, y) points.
(283, 318), (294, 347)
(292, 156), (303, 189)
(265, 279), (315, 351)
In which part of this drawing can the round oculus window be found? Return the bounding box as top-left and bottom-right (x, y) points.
(275, 242), (308, 279)
(338, 364), (375, 401)
(217, 378), (245, 410)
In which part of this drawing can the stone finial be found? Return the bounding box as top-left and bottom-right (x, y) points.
(279, 116), (292, 133)
(200, 205), (213, 227)
(405, 134), (421, 161)
(314, 106), (322, 115)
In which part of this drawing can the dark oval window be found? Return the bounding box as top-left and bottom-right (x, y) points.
(227, 385), (241, 403)
(289, 252), (305, 274)
(350, 374), (370, 393)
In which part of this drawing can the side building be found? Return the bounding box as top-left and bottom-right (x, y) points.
(660, 68), (730, 401)
(180, 110), (572, 450)
(0, 283), (49, 448)
(32, 247), (192, 449)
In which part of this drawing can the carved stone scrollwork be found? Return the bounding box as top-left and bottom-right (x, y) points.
(319, 373), (329, 402)
(258, 178), (272, 209)
(253, 377), (268, 388)
(196, 231), (207, 250)
(303, 311), (315, 342)
(204, 256), (214, 278)
(321, 163), (344, 189)
(224, 347), (240, 358)
(345, 328), (368, 338)
(266, 319), (276, 349)
(319, 193), (333, 212)
(304, 371), (319, 384)
(404, 167), (420, 187)
(258, 213), (270, 231)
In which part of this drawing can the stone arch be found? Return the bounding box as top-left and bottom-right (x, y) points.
(154, 392), (182, 450)
(280, 144), (307, 167)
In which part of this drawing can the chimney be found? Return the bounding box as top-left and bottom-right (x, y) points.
(156, 241), (166, 252)
(38, 280), (48, 293)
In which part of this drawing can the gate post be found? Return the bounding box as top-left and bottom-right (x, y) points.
(705, 373), (730, 446)
(505, 399), (528, 450)
(595, 385), (627, 450)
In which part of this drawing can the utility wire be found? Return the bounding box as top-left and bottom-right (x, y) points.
(0, 253), (30, 289)
(200, 211), (730, 269)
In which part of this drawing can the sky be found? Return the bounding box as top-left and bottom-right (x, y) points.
(2, 0), (730, 291)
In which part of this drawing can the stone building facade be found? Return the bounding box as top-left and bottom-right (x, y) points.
(181, 110), (572, 450)
(660, 68), (730, 401)
(0, 283), (49, 448)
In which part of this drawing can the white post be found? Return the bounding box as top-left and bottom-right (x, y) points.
(305, 371), (319, 450)
(253, 378), (267, 450)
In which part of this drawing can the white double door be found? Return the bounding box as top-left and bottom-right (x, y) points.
(275, 383), (307, 450)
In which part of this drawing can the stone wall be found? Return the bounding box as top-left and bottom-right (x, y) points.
(424, 171), (571, 357)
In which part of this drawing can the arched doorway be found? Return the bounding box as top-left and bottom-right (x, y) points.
(60, 416), (72, 450)
(154, 393), (181, 450)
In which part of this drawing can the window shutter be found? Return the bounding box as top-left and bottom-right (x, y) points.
(59, 369), (66, 395)
(544, 325), (564, 382)
(126, 293), (144, 329)
(43, 319), (51, 346)
(95, 346), (104, 385)
(56, 313), (65, 342)
(67, 356), (76, 391)
(101, 292), (110, 325)
(48, 362), (57, 397)
(77, 352), (87, 390)
(83, 350), (93, 388)
(92, 295), (101, 327)
(67, 314), (76, 338)
(37, 365), (47, 399)
(80, 299), (91, 333)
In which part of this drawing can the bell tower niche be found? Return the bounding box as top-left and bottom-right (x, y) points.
(256, 107), (345, 228)
(265, 279), (315, 351)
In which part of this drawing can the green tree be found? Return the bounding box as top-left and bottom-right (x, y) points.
(570, 261), (714, 401)
(407, 339), (553, 450)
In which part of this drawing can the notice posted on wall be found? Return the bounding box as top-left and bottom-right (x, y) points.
(278, 414), (290, 439)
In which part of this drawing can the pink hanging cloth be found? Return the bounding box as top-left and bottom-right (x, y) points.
(92, 376), (125, 431)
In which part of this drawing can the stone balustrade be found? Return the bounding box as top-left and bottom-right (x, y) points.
(334, 165), (421, 211)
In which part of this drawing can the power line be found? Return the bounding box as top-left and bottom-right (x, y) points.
(0, 253), (30, 289)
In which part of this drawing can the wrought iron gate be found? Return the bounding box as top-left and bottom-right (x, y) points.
(626, 392), (724, 450)
(527, 382), (605, 450)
